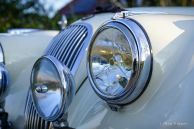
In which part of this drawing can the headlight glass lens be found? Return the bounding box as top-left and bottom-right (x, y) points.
(31, 57), (63, 119)
(89, 28), (134, 97)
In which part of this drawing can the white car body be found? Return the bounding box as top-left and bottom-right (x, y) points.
(0, 31), (58, 128)
(0, 7), (194, 129)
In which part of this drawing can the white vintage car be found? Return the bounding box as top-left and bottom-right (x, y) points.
(0, 7), (194, 129)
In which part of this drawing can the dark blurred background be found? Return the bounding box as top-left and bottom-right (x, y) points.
(0, 0), (194, 32)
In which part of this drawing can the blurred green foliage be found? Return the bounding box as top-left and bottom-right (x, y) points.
(0, 0), (60, 32)
(0, 0), (193, 32)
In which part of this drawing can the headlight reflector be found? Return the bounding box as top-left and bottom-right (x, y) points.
(90, 28), (134, 97)
(88, 19), (152, 105)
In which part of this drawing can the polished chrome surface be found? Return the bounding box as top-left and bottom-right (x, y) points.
(25, 23), (92, 128)
(58, 15), (68, 29)
(35, 85), (48, 93)
(0, 44), (4, 64)
(112, 11), (132, 20)
(31, 55), (75, 121)
(45, 24), (89, 74)
(25, 92), (52, 129)
(87, 19), (152, 105)
(112, 11), (166, 20)
(0, 64), (9, 102)
(45, 23), (92, 75)
(0, 43), (9, 102)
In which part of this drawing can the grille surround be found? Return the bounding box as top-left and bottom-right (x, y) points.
(25, 23), (92, 129)
(44, 23), (92, 75)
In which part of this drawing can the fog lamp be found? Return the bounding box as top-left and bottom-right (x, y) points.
(31, 56), (75, 121)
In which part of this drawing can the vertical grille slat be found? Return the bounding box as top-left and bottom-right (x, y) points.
(69, 39), (85, 69)
(55, 26), (81, 60)
(46, 24), (88, 67)
(25, 24), (89, 129)
(29, 102), (34, 129)
(58, 26), (83, 60)
(66, 31), (87, 68)
(45, 121), (49, 129)
(40, 117), (44, 129)
(47, 32), (63, 54)
(34, 113), (39, 129)
(61, 27), (85, 64)
(32, 107), (36, 129)
(24, 92), (52, 129)
(36, 115), (40, 129)
(50, 28), (72, 56)
(63, 27), (87, 66)
(47, 29), (69, 55)
(25, 96), (32, 129)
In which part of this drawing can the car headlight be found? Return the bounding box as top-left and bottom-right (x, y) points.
(87, 19), (152, 106)
(31, 55), (75, 121)
(0, 43), (9, 102)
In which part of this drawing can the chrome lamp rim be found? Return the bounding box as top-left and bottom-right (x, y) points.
(30, 55), (75, 121)
(0, 43), (9, 103)
(87, 19), (152, 106)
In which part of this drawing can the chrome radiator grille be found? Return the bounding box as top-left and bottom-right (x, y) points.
(25, 24), (89, 129)
(25, 94), (52, 129)
(46, 25), (88, 69)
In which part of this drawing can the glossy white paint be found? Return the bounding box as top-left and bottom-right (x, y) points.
(127, 7), (194, 16)
(0, 30), (58, 129)
(1, 7), (194, 129)
(68, 9), (194, 129)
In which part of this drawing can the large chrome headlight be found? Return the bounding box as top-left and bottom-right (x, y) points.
(31, 56), (75, 121)
(87, 19), (152, 106)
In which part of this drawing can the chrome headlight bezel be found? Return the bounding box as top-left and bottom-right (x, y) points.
(87, 19), (152, 105)
(0, 43), (9, 102)
(30, 55), (75, 121)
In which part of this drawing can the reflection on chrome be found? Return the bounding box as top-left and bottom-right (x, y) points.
(31, 57), (63, 119)
(31, 56), (75, 122)
(90, 28), (133, 96)
(88, 19), (152, 106)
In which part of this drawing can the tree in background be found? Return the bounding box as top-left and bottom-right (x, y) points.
(0, 0), (60, 32)
(0, 0), (194, 32)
